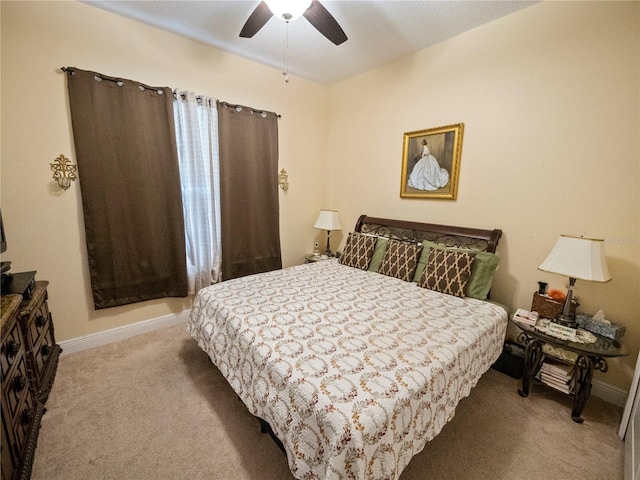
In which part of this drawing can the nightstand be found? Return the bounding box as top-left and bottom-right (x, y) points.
(512, 317), (629, 423)
(304, 254), (332, 263)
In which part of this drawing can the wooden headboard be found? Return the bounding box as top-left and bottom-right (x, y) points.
(354, 215), (502, 254)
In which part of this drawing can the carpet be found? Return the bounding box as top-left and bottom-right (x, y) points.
(31, 324), (624, 479)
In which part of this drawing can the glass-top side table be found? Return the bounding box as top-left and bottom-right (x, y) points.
(512, 318), (630, 423)
(304, 253), (333, 263)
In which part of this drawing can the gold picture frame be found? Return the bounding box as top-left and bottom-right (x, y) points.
(400, 123), (464, 200)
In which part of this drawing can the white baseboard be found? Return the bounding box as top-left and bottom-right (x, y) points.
(592, 378), (628, 408)
(59, 310), (191, 356)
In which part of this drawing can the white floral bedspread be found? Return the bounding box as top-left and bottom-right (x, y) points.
(188, 259), (507, 480)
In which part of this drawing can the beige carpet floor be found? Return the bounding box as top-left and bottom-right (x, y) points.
(32, 324), (624, 480)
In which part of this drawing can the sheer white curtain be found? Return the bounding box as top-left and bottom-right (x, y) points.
(173, 90), (221, 293)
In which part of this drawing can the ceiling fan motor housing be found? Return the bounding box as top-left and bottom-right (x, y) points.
(240, 0), (348, 46)
(266, 0), (312, 21)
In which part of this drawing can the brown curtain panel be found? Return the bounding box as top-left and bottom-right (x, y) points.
(217, 102), (282, 280)
(65, 68), (188, 309)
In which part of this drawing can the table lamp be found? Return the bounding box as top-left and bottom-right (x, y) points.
(538, 235), (611, 327)
(313, 210), (342, 257)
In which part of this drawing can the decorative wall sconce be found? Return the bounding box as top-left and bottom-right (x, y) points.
(278, 168), (289, 191)
(50, 154), (77, 190)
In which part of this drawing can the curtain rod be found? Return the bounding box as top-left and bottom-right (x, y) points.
(61, 67), (281, 119)
(173, 91), (212, 105)
(61, 67), (166, 93)
(219, 101), (281, 119)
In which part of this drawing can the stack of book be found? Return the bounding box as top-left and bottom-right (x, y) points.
(539, 360), (575, 394)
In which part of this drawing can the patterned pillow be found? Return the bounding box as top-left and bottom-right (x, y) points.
(378, 240), (422, 281)
(412, 241), (500, 300)
(339, 232), (377, 270)
(418, 248), (475, 297)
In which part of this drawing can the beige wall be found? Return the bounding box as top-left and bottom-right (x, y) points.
(327, 1), (640, 390)
(1, 1), (329, 340)
(2, 2), (639, 391)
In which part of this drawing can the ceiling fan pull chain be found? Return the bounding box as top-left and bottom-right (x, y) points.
(282, 20), (290, 83)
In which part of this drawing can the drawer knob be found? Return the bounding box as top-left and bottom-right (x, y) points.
(13, 375), (26, 392)
(21, 408), (33, 425)
(36, 315), (46, 328)
(41, 344), (51, 356)
(4, 340), (19, 358)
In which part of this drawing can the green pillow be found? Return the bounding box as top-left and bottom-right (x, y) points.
(412, 240), (436, 282)
(466, 251), (500, 300)
(367, 237), (389, 272)
(412, 240), (499, 300)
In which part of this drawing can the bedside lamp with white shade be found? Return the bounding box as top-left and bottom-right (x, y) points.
(538, 235), (611, 327)
(313, 210), (342, 257)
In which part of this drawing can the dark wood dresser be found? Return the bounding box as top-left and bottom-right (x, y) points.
(1, 273), (60, 480)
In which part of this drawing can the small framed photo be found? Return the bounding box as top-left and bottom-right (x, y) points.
(400, 123), (464, 200)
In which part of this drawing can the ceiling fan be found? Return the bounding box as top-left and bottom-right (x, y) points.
(240, 0), (348, 46)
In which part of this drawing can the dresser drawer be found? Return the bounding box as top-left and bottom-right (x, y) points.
(19, 285), (55, 397)
(10, 388), (36, 461)
(2, 412), (14, 480)
(23, 294), (49, 355)
(2, 353), (30, 422)
(1, 319), (23, 379)
(32, 320), (55, 381)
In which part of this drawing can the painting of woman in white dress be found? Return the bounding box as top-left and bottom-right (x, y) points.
(400, 123), (464, 200)
(408, 139), (449, 191)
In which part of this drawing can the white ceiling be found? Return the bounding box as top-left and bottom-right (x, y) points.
(87, 0), (537, 85)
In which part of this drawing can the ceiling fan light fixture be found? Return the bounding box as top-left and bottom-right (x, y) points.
(265, 0), (312, 22)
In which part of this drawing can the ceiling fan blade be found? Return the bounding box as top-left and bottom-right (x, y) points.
(303, 0), (347, 45)
(240, 1), (273, 38)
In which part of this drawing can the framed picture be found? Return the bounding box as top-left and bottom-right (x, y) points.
(400, 123), (464, 200)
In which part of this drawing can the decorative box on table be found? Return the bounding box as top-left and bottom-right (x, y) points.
(531, 292), (578, 319)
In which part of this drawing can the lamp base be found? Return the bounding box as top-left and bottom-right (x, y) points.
(552, 314), (577, 329)
(324, 230), (332, 257)
(552, 277), (578, 328)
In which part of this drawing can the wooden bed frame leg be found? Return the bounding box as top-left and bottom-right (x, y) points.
(259, 417), (269, 434)
(257, 417), (287, 455)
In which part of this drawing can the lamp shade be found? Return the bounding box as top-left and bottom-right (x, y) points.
(313, 210), (342, 231)
(538, 235), (611, 282)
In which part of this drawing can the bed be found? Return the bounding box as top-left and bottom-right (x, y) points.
(188, 215), (507, 480)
